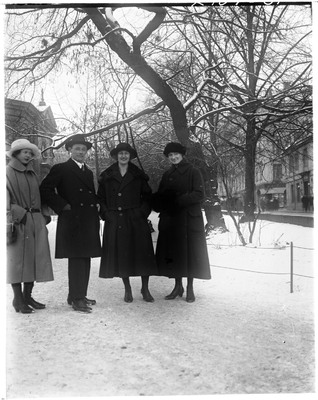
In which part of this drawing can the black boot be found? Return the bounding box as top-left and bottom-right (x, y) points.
(23, 282), (46, 309)
(141, 276), (154, 302)
(12, 283), (34, 314)
(165, 278), (184, 300)
(186, 278), (195, 303)
(123, 277), (133, 303)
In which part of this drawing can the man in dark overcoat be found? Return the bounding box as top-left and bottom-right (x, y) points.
(40, 135), (101, 313)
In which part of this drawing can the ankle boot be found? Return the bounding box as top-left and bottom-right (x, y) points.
(12, 283), (34, 314)
(23, 282), (46, 309)
(186, 286), (195, 303)
(165, 278), (184, 300)
(141, 287), (154, 302)
(124, 287), (133, 303)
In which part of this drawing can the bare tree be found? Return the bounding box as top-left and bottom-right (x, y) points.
(5, 4), (312, 229)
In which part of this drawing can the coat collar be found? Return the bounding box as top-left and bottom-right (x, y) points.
(8, 157), (35, 173)
(101, 162), (148, 190)
(167, 159), (191, 175)
(103, 162), (147, 180)
(66, 158), (94, 189)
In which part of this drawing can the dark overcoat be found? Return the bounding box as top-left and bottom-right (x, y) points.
(40, 158), (101, 259)
(97, 162), (157, 278)
(154, 159), (211, 279)
(6, 158), (54, 284)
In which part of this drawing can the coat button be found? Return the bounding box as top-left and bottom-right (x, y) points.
(118, 207), (122, 211)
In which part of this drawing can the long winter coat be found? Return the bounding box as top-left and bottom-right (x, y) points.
(6, 158), (54, 284)
(97, 162), (157, 278)
(153, 159), (211, 279)
(40, 158), (101, 259)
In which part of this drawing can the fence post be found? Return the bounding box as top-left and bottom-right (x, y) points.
(290, 241), (294, 293)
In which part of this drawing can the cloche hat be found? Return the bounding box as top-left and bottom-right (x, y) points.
(65, 134), (92, 151)
(6, 138), (41, 159)
(110, 143), (137, 159)
(163, 142), (187, 157)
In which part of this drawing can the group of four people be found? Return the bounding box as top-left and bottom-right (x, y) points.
(6, 135), (211, 314)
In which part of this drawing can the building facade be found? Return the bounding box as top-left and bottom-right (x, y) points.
(5, 97), (58, 180)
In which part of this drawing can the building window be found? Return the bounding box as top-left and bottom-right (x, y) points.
(291, 184), (295, 203)
(303, 147), (308, 169)
(297, 183), (301, 202)
(294, 153), (299, 171)
(273, 164), (282, 181)
(289, 155), (294, 173)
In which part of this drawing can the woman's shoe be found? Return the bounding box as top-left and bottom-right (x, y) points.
(12, 299), (34, 314)
(186, 288), (195, 303)
(124, 288), (133, 303)
(165, 285), (184, 300)
(25, 297), (46, 309)
(141, 288), (154, 302)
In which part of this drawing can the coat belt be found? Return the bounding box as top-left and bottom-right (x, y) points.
(25, 208), (41, 213)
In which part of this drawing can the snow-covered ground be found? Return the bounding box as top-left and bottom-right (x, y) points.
(4, 213), (316, 398)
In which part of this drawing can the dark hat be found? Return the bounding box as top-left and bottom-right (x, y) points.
(110, 143), (137, 159)
(163, 142), (187, 157)
(65, 134), (92, 151)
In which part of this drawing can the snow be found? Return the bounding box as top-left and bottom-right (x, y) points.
(3, 213), (316, 398)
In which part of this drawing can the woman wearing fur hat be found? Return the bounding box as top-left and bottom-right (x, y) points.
(6, 139), (54, 314)
(97, 143), (157, 303)
(153, 142), (211, 302)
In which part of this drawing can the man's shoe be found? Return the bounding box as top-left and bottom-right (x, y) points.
(85, 298), (96, 306)
(72, 299), (92, 313)
(67, 296), (96, 306)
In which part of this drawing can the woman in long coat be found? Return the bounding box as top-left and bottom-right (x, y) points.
(153, 142), (211, 302)
(97, 143), (157, 303)
(6, 139), (54, 314)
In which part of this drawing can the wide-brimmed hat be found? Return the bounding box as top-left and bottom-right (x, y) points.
(65, 134), (92, 151)
(163, 142), (187, 157)
(6, 138), (41, 159)
(110, 143), (137, 159)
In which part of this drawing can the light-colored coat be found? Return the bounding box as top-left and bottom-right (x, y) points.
(6, 158), (54, 284)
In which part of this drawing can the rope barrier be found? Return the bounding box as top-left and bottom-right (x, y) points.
(293, 245), (314, 251)
(209, 264), (314, 279)
(206, 242), (314, 251)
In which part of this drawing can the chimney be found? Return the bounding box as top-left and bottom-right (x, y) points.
(39, 89), (46, 106)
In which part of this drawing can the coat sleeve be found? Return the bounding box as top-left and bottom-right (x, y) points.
(40, 164), (69, 214)
(139, 178), (152, 218)
(6, 186), (26, 224)
(97, 174), (108, 220)
(176, 167), (205, 207)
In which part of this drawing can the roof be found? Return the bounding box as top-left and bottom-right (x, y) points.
(5, 98), (58, 135)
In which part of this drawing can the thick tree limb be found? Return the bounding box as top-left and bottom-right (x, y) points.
(82, 7), (189, 144)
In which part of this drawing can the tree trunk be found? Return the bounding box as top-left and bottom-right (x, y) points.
(242, 118), (256, 222)
(187, 141), (227, 234)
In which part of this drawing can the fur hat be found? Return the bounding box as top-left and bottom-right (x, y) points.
(6, 139), (41, 159)
(65, 134), (92, 151)
(163, 142), (186, 157)
(110, 143), (137, 159)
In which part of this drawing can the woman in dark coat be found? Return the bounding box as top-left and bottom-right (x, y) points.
(97, 143), (157, 303)
(153, 142), (211, 302)
(6, 139), (54, 314)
